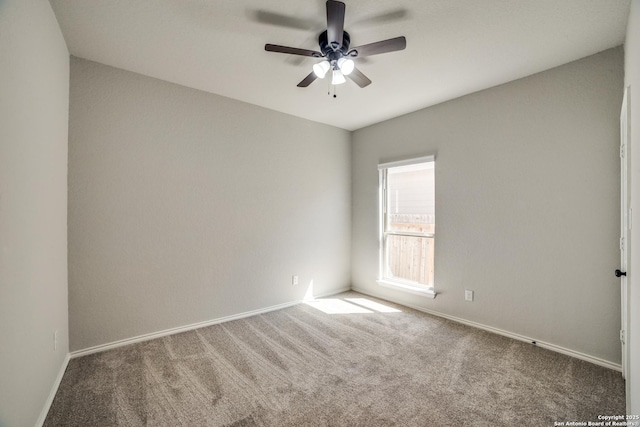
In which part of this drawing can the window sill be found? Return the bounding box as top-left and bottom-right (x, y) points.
(376, 280), (437, 299)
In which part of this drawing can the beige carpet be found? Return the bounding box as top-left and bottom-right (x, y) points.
(44, 292), (625, 426)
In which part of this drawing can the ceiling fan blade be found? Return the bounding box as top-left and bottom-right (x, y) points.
(350, 9), (409, 29)
(251, 10), (319, 31)
(349, 36), (406, 58)
(297, 71), (318, 87)
(265, 44), (323, 57)
(347, 67), (372, 88)
(326, 0), (346, 49)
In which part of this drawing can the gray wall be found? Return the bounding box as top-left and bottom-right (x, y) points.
(68, 58), (351, 352)
(0, 0), (70, 425)
(625, 0), (640, 413)
(351, 47), (624, 364)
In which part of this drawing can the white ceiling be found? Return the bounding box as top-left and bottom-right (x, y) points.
(50, 0), (630, 131)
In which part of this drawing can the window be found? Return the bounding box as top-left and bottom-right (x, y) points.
(378, 156), (435, 297)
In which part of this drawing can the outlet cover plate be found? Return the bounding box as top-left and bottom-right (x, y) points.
(465, 290), (473, 302)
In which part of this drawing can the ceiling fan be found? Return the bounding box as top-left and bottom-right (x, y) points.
(264, 0), (407, 89)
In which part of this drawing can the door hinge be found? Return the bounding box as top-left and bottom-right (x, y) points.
(621, 144), (625, 158)
(620, 329), (625, 344)
(620, 237), (624, 251)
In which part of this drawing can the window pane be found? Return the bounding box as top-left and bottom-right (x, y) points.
(386, 235), (434, 286)
(387, 162), (434, 234)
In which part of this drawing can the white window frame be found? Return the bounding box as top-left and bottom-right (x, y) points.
(377, 156), (436, 298)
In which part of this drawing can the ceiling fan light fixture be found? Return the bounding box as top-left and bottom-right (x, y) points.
(337, 58), (354, 75)
(313, 60), (331, 78)
(332, 69), (346, 85)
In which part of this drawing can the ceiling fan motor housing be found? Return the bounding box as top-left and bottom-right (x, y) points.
(319, 30), (352, 61)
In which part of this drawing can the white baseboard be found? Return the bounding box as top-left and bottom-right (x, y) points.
(351, 286), (622, 373)
(36, 353), (71, 427)
(71, 287), (351, 359)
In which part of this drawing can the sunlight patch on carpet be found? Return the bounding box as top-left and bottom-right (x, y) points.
(304, 299), (373, 314)
(345, 298), (402, 313)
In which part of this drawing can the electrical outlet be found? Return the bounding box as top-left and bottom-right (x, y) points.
(54, 330), (58, 351)
(465, 290), (474, 302)
(292, 275), (299, 286)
